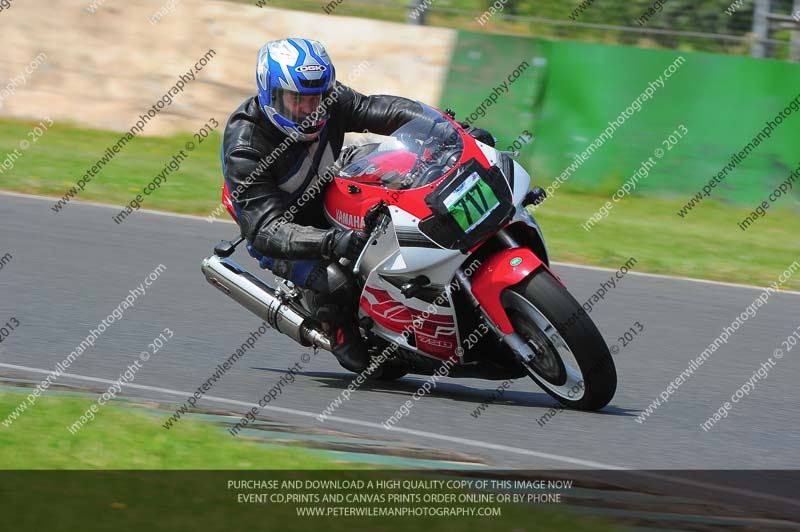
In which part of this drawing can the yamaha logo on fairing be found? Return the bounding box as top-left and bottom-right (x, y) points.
(335, 209), (364, 229)
(295, 64), (327, 73)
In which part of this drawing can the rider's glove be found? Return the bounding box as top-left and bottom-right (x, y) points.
(327, 229), (369, 261)
(458, 121), (496, 147)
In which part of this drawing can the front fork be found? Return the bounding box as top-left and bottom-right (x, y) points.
(456, 265), (537, 365)
(456, 227), (542, 364)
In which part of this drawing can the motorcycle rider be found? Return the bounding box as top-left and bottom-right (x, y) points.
(220, 38), (425, 372)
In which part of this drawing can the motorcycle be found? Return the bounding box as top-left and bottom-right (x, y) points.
(202, 103), (616, 410)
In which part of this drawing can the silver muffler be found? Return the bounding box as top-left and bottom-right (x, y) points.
(201, 255), (332, 352)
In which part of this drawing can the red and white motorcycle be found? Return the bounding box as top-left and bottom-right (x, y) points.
(203, 103), (616, 410)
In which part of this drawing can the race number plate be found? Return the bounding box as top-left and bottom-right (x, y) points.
(443, 171), (500, 233)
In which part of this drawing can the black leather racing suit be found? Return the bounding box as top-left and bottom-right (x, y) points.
(221, 83), (423, 293)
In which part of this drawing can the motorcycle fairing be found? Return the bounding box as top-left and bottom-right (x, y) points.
(355, 213), (465, 363)
(419, 158), (516, 252)
(470, 247), (544, 334)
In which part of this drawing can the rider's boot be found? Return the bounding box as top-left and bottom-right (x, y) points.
(331, 319), (371, 372)
(308, 262), (371, 373)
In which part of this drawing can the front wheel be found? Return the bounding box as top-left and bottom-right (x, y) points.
(500, 269), (617, 410)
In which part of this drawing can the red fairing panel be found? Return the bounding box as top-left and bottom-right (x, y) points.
(360, 286), (458, 362)
(409, 308), (458, 362)
(470, 248), (544, 334)
(324, 107), (493, 226)
(324, 178), (377, 230)
(360, 286), (413, 333)
(221, 182), (237, 222)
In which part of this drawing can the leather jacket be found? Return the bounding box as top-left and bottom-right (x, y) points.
(221, 83), (423, 260)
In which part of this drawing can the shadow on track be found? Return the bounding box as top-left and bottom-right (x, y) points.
(250, 366), (635, 416)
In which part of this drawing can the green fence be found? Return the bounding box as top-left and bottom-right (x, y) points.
(440, 32), (800, 206)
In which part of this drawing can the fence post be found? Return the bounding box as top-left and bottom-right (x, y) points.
(408, 0), (426, 25)
(751, 0), (771, 58)
(791, 0), (800, 62)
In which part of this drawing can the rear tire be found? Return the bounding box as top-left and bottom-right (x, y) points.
(368, 365), (408, 381)
(364, 341), (408, 381)
(501, 269), (616, 410)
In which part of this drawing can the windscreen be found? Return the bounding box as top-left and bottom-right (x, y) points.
(338, 104), (463, 190)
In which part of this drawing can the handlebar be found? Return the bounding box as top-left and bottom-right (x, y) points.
(341, 200), (390, 274)
(363, 200), (389, 234)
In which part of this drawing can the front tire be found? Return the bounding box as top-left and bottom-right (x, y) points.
(501, 269), (617, 410)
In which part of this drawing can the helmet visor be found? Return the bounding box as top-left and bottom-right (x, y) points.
(272, 89), (328, 132)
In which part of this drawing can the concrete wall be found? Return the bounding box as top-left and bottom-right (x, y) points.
(0, 0), (455, 134)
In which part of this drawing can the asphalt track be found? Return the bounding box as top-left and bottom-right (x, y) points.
(1, 191), (799, 473)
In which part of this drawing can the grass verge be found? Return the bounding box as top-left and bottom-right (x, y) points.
(530, 191), (799, 290)
(0, 390), (618, 531)
(1, 117), (796, 289)
(0, 391), (344, 469)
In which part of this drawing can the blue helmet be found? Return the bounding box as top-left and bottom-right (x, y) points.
(256, 38), (336, 141)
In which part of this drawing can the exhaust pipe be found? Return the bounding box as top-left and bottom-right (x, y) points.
(201, 255), (332, 352)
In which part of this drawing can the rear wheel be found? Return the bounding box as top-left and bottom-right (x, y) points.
(364, 341), (408, 381)
(368, 365), (408, 381)
(501, 269), (616, 410)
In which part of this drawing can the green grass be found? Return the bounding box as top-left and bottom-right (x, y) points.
(530, 191), (800, 290)
(0, 391), (618, 531)
(0, 391), (343, 469)
(1, 117), (796, 290)
(0, 118), (223, 215)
